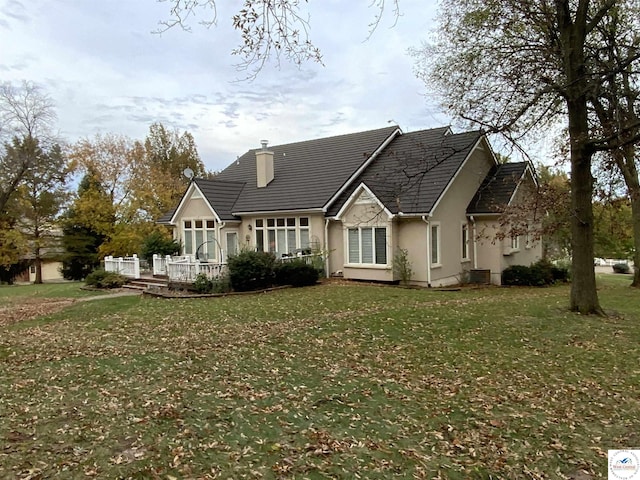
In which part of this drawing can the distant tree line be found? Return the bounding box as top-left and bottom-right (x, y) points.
(0, 80), (212, 283)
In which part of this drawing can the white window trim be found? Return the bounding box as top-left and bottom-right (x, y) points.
(254, 216), (311, 257)
(430, 222), (442, 268)
(225, 230), (239, 261)
(182, 218), (218, 260)
(511, 235), (520, 252)
(461, 222), (470, 262)
(344, 225), (389, 268)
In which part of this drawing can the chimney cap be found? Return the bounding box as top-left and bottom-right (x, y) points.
(260, 139), (268, 150)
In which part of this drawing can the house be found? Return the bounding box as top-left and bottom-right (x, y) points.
(160, 126), (541, 286)
(14, 228), (65, 284)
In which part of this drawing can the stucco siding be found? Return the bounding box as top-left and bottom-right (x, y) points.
(327, 221), (344, 276)
(396, 219), (428, 284)
(429, 146), (494, 285)
(473, 220), (543, 284)
(179, 198), (215, 220)
(473, 221), (504, 284)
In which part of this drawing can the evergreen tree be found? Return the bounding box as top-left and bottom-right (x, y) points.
(61, 173), (113, 280)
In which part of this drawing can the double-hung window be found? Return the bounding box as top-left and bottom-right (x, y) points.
(347, 227), (387, 265)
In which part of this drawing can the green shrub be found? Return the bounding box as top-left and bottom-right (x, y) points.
(192, 273), (232, 294)
(212, 274), (232, 294)
(274, 260), (320, 287)
(393, 248), (413, 285)
(227, 250), (276, 292)
(613, 263), (630, 274)
(529, 259), (554, 286)
(85, 269), (126, 289)
(501, 265), (533, 286)
(551, 265), (570, 282)
(140, 231), (180, 263)
(502, 259), (565, 286)
(193, 273), (214, 293)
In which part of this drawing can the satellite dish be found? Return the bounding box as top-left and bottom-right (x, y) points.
(183, 167), (194, 180)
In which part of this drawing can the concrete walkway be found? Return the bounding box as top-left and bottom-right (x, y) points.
(77, 289), (143, 302)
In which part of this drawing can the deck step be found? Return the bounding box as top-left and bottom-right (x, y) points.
(125, 276), (169, 290)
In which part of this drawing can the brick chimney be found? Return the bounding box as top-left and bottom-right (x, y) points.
(256, 139), (274, 188)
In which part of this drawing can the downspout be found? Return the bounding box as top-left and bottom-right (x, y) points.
(470, 216), (477, 269)
(421, 215), (432, 287)
(324, 218), (330, 278)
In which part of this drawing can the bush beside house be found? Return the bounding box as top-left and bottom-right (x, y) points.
(189, 251), (321, 294)
(85, 269), (127, 289)
(274, 260), (320, 287)
(502, 260), (569, 286)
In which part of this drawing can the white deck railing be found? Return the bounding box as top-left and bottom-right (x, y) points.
(166, 260), (227, 283)
(152, 254), (193, 276)
(104, 255), (141, 278)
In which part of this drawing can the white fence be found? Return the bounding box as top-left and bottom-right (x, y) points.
(104, 255), (141, 278)
(153, 254), (227, 282)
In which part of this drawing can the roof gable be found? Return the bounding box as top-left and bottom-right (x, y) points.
(327, 128), (483, 217)
(334, 183), (393, 220)
(215, 126), (400, 214)
(169, 178), (245, 224)
(466, 162), (532, 214)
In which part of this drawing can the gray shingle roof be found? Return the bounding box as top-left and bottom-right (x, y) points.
(467, 162), (529, 214)
(156, 210), (175, 224)
(214, 126), (400, 213)
(193, 178), (245, 221)
(327, 128), (483, 216)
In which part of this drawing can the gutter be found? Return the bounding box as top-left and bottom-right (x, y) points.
(421, 214), (432, 287)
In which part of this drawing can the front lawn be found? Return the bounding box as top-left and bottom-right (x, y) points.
(1, 276), (638, 478)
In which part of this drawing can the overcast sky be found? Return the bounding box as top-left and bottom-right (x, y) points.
(1, 0), (448, 172)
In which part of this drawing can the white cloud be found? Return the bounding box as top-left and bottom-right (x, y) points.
(0, 0), (447, 172)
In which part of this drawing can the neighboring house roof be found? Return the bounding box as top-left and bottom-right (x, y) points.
(466, 162), (530, 214)
(327, 128), (483, 216)
(214, 126), (400, 213)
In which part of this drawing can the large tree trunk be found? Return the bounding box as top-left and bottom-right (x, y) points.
(34, 242), (43, 284)
(569, 142), (601, 313)
(34, 257), (43, 284)
(560, 2), (603, 314)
